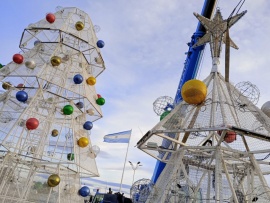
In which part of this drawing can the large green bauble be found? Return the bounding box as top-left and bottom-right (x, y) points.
(160, 111), (170, 121)
(96, 98), (105, 106)
(67, 153), (74, 161)
(63, 105), (74, 115)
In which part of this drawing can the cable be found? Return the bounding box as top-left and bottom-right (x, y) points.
(256, 153), (270, 161)
(228, 0), (246, 21)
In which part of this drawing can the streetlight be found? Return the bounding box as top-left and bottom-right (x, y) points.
(129, 161), (142, 185)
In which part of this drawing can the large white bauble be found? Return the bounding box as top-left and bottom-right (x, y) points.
(261, 101), (270, 117)
(25, 60), (36, 69)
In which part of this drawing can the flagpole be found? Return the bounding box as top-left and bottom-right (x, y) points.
(119, 129), (132, 193)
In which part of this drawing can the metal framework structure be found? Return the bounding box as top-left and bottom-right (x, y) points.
(138, 7), (270, 203)
(151, 0), (218, 183)
(0, 7), (105, 202)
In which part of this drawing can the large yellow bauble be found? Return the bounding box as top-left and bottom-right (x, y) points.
(181, 79), (207, 104)
(75, 21), (84, 31)
(78, 137), (89, 148)
(86, 77), (96, 85)
(51, 129), (59, 137)
(47, 174), (60, 187)
(51, 56), (61, 66)
(2, 82), (12, 90)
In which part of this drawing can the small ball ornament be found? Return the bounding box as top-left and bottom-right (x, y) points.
(262, 101), (270, 117)
(50, 56), (61, 66)
(13, 54), (24, 64)
(73, 74), (83, 84)
(63, 105), (74, 115)
(96, 97), (105, 106)
(83, 121), (93, 130)
(62, 55), (70, 62)
(86, 109), (95, 116)
(46, 13), (56, 23)
(95, 57), (103, 64)
(75, 101), (84, 109)
(2, 82), (12, 90)
(16, 91), (28, 102)
(67, 153), (74, 161)
(97, 40), (105, 48)
(79, 186), (90, 197)
(218, 131), (237, 143)
(34, 40), (41, 46)
(75, 21), (84, 31)
(17, 84), (25, 90)
(26, 118), (39, 130)
(47, 174), (60, 187)
(25, 60), (36, 69)
(78, 137), (89, 148)
(224, 132), (237, 143)
(86, 77), (96, 85)
(160, 111), (170, 121)
(181, 79), (207, 105)
(51, 129), (59, 137)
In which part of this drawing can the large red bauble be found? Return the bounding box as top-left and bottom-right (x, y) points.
(13, 54), (24, 64)
(224, 131), (236, 143)
(218, 131), (236, 143)
(26, 118), (39, 130)
(46, 13), (56, 23)
(17, 83), (25, 90)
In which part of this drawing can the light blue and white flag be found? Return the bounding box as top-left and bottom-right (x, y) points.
(103, 130), (132, 143)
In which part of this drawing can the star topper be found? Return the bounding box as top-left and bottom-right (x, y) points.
(192, 9), (247, 58)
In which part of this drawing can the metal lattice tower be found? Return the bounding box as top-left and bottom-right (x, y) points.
(0, 7), (105, 202)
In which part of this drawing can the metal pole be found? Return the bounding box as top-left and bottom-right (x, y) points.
(119, 137), (131, 193)
(129, 161), (141, 186)
(132, 169), (136, 186)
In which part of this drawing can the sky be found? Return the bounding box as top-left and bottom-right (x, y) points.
(1, 0), (270, 196)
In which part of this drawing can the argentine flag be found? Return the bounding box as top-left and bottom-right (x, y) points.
(103, 130), (132, 143)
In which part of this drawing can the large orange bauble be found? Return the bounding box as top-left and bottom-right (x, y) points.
(78, 137), (89, 148)
(46, 13), (56, 24)
(218, 131), (237, 143)
(86, 77), (96, 85)
(224, 131), (237, 143)
(181, 79), (207, 104)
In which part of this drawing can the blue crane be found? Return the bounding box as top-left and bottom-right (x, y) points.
(152, 0), (217, 183)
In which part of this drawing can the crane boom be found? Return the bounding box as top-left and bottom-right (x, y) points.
(152, 0), (217, 183)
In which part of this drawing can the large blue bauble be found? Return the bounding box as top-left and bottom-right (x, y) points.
(79, 186), (90, 197)
(34, 40), (41, 46)
(96, 40), (105, 48)
(76, 101), (84, 109)
(73, 74), (83, 84)
(83, 121), (93, 130)
(16, 91), (28, 102)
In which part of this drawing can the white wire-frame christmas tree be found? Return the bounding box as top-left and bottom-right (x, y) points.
(0, 7), (105, 202)
(137, 9), (270, 203)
